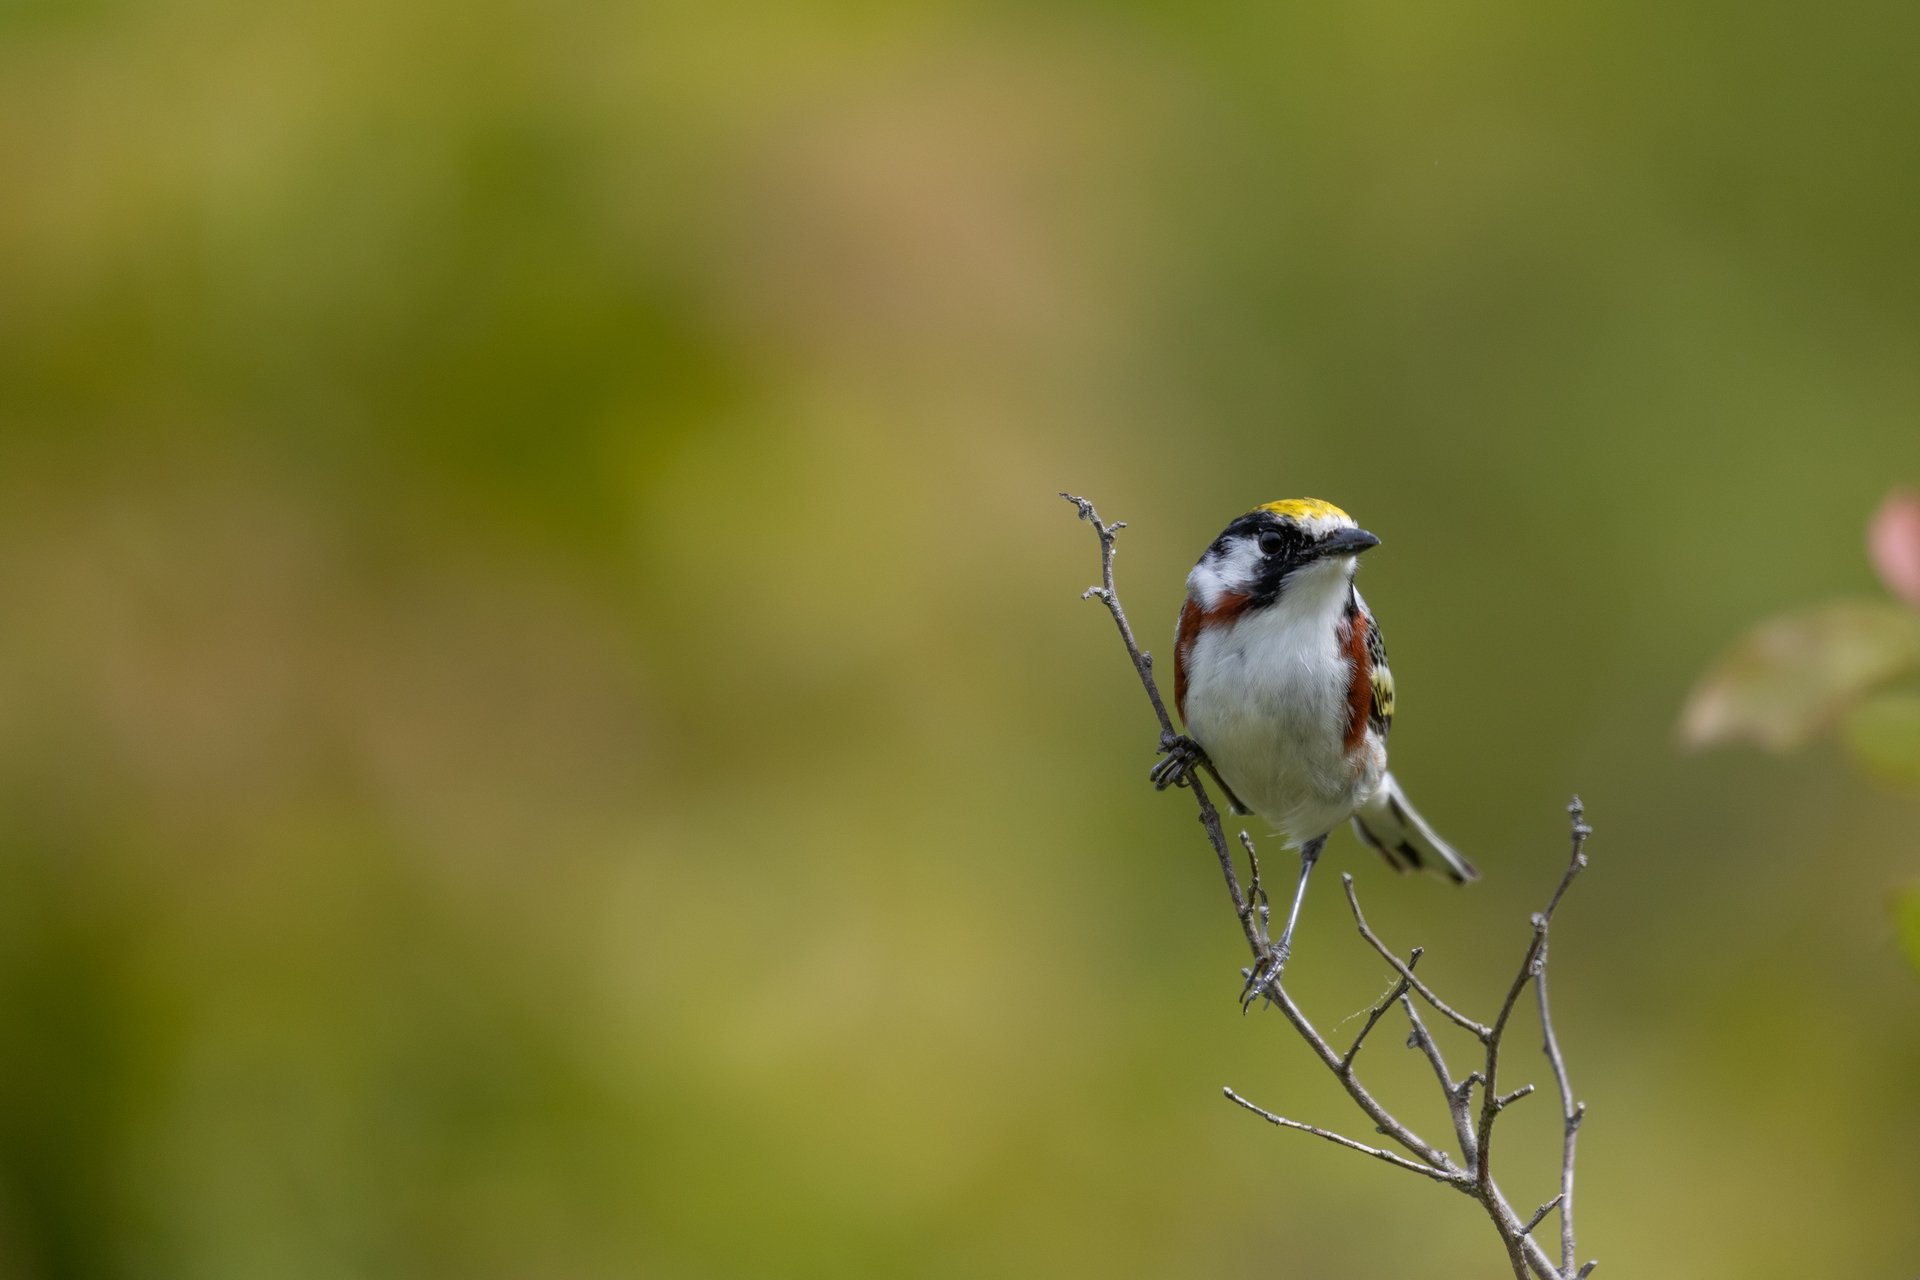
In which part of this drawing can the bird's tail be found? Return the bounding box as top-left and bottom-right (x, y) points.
(1351, 774), (1478, 884)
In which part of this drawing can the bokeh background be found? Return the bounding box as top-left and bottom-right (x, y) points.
(4, 1), (1919, 1276)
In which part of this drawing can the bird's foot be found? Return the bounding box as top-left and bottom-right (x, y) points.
(1239, 940), (1290, 1011)
(1150, 733), (1209, 791)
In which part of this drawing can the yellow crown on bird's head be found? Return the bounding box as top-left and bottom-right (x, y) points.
(1258, 498), (1354, 526)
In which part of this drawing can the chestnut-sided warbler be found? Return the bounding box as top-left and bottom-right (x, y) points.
(1152, 498), (1476, 984)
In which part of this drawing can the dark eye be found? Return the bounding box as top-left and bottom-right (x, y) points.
(1258, 530), (1287, 557)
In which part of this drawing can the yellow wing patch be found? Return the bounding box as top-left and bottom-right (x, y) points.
(1259, 497), (1352, 524)
(1366, 618), (1394, 735)
(1371, 663), (1395, 726)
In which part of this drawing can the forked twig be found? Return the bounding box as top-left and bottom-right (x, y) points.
(1223, 1087), (1458, 1184)
(1340, 949), (1421, 1072)
(1342, 873), (1492, 1040)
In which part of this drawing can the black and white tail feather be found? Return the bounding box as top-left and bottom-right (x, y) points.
(1351, 773), (1478, 884)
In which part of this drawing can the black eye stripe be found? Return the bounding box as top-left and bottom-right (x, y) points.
(1193, 513), (1329, 610)
(1202, 513), (1316, 589)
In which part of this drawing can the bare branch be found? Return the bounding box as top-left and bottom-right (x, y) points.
(1061, 493), (1177, 740)
(1222, 1088), (1462, 1186)
(1340, 950), (1422, 1071)
(1402, 995), (1479, 1167)
(1544, 796), (1594, 923)
(1476, 803), (1594, 1203)
(1540, 798), (1593, 1274)
(1243, 966), (1462, 1173)
(1238, 830), (1271, 941)
(1475, 916), (1545, 1184)
(1340, 873), (1493, 1041)
(1523, 1194), (1565, 1237)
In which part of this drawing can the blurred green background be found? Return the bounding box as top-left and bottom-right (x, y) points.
(4, 0), (1919, 1276)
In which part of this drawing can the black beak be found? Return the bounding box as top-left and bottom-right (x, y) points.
(1315, 527), (1381, 559)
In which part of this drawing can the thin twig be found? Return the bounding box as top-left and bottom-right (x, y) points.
(1247, 967), (1461, 1174)
(1544, 797), (1593, 922)
(1062, 493), (1178, 739)
(1064, 496), (1259, 957)
(1223, 1088), (1462, 1186)
(1340, 873), (1493, 1041)
(1402, 995), (1479, 1167)
(1475, 917), (1544, 1185)
(1239, 830), (1270, 942)
(1476, 801), (1591, 1195)
(1340, 950), (1421, 1072)
(1541, 798), (1592, 1274)
(1542, 969), (1586, 1271)
(1523, 1194), (1565, 1237)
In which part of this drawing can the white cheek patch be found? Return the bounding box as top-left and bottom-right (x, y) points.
(1187, 539), (1263, 607)
(1186, 559), (1231, 609)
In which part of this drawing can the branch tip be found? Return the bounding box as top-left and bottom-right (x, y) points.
(1222, 1086), (1461, 1185)
(1521, 1193), (1564, 1236)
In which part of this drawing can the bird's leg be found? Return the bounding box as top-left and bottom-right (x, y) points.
(1240, 834), (1326, 1009)
(1149, 733), (1252, 813)
(1274, 834), (1325, 962)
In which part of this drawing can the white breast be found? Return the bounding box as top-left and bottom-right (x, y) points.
(1180, 560), (1385, 846)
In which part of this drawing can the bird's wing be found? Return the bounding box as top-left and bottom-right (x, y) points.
(1361, 601), (1393, 739)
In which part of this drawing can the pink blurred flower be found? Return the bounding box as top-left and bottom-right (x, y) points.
(1869, 488), (1920, 608)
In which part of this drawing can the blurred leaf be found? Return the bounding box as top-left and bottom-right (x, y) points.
(1679, 600), (1920, 750)
(1868, 488), (1920, 608)
(1844, 693), (1920, 786)
(1895, 885), (1920, 975)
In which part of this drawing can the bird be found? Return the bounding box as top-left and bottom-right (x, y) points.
(1151, 498), (1476, 994)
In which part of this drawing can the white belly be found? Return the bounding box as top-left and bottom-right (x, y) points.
(1181, 585), (1385, 847)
